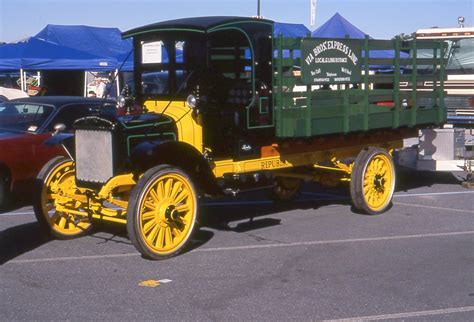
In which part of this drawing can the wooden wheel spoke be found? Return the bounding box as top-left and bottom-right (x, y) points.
(174, 189), (189, 205)
(163, 178), (172, 198)
(168, 221), (183, 237)
(156, 227), (165, 248)
(141, 211), (156, 221)
(157, 181), (165, 200)
(143, 200), (157, 211)
(143, 219), (158, 235)
(164, 227), (173, 246)
(149, 188), (160, 203)
(176, 203), (190, 214)
(169, 181), (183, 202)
(58, 217), (67, 229)
(146, 225), (159, 244)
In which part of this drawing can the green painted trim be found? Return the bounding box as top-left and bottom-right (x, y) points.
(207, 20), (273, 33)
(124, 28), (206, 38)
(122, 119), (172, 129)
(127, 132), (176, 156)
(259, 97), (269, 114)
(208, 26), (257, 128)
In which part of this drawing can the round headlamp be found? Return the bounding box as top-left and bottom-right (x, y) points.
(186, 94), (197, 109)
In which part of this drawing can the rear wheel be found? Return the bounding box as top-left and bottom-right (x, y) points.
(33, 157), (92, 239)
(127, 165), (198, 260)
(350, 147), (395, 215)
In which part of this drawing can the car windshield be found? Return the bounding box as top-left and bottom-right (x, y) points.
(0, 102), (54, 132)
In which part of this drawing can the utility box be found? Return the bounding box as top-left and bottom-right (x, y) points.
(418, 128), (465, 160)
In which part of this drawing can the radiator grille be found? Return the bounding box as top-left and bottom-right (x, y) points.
(75, 129), (114, 184)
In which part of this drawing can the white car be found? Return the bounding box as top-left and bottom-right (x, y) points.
(0, 86), (28, 102)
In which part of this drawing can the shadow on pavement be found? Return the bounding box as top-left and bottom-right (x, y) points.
(0, 222), (51, 265)
(0, 170), (465, 261)
(395, 167), (464, 192)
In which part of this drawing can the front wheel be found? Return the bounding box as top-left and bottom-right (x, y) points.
(33, 157), (92, 239)
(350, 147), (395, 215)
(127, 165), (198, 260)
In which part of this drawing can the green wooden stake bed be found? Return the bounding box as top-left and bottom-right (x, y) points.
(34, 17), (447, 259)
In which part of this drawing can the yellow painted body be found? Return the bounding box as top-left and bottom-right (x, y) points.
(144, 100), (203, 153)
(212, 140), (402, 178)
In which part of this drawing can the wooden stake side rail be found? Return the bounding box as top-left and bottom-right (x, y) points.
(273, 35), (447, 138)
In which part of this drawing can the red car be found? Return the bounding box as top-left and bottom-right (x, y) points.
(0, 96), (116, 209)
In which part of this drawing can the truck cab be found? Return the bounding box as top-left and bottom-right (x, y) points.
(124, 17), (274, 160)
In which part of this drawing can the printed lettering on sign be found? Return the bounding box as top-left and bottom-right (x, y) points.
(301, 38), (362, 85)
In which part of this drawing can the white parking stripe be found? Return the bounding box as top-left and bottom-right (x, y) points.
(323, 305), (474, 321)
(0, 211), (35, 216)
(394, 190), (474, 198)
(7, 230), (474, 264)
(394, 201), (474, 214)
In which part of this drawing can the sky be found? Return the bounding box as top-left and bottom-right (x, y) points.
(0, 0), (473, 43)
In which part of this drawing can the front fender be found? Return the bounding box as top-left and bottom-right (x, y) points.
(130, 140), (221, 194)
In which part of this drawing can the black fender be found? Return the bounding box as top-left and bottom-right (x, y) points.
(130, 140), (222, 195)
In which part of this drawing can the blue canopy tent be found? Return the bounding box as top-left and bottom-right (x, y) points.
(35, 25), (134, 71)
(274, 22), (310, 37)
(312, 13), (367, 39)
(0, 37), (115, 71)
(0, 37), (117, 93)
(312, 13), (408, 62)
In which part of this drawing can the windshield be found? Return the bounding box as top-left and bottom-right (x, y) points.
(0, 102), (54, 132)
(446, 38), (474, 72)
(138, 36), (206, 98)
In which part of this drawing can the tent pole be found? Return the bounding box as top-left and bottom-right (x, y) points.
(84, 71), (87, 97)
(20, 69), (24, 92)
(115, 69), (120, 97)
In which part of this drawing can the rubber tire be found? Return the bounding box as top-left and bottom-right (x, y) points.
(127, 165), (198, 260)
(0, 171), (11, 210)
(350, 147), (395, 215)
(33, 156), (92, 239)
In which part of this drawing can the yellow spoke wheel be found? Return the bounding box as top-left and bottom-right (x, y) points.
(350, 147), (395, 215)
(127, 165), (197, 260)
(33, 157), (92, 239)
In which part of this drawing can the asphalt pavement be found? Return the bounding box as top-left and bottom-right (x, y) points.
(1, 170), (474, 320)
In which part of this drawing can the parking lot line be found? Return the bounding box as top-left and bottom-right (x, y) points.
(394, 201), (474, 214)
(0, 211), (35, 216)
(323, 305), (474, 321)
(7, 230), (474, 264)
(393, 190), (474, 198)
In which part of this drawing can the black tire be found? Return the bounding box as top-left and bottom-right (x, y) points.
(127, 165), (198, 260)
(33, 156), (92, 239)
(0, 171), (11, 210)
(350, 147), (395, 215)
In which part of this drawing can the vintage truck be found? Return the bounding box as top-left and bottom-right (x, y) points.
(33, 17), (446, 259)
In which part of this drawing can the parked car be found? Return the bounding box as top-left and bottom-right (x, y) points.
(0, 96), (116, 209)
(0, 86), (28, 102)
